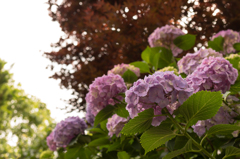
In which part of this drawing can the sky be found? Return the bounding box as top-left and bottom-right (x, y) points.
(0, 0), (82, 122)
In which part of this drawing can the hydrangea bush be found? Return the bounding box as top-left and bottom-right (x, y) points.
(41, 26), (240, 159)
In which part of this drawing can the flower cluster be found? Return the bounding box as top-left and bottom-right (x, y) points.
(107, 114), (128, 137)
(47, 116), (87, 150)
(158, 66), (178, 75)
(85, 104), (95, 126)
(193, 106), (238, 137)
(108, 63), (140, 77)
(211, 29), (240, 55)
(186, 57), (238, 93)
(148, 25), (185, 57)
(125, 71), (193, 126)
(85, 74), (127, 116)
(178, 48), (223, 75)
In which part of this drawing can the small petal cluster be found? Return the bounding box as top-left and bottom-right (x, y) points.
(85, 74), (127, 116)
(178, 48), (223, 75)
(46, 132), (57, 151)
(86, 104), (95, 126)
(211, 29), (240, 55)
(186, 57), (238, 93)
(125, 71), (193, 126)
(193, 106), (238, 137)
(158, 66), (179, 75)
(148, 25), (185, 57)
(108, 63), (140, 77)
(107, 114), (128, 137)
(53, 117), (87, 148)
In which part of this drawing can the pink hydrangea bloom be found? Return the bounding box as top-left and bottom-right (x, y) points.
(46, 132), (57, 151)
(108, 63), (140, 77)
(107, 114), (128, 137)
(148, 25), (185, 57)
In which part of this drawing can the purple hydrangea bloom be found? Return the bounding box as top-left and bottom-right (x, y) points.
(125, 71), (193, 126)
(178, 48), (223, 75)
(53, 116), (87, 147)
(193, 106), (238, 137)
(186, 57), (238, 93)
(211, 29), (240, 55)
(46, 132), (57, 151)
(107, 114), (128, 137)
(86, 104), (95, 126)
(86, 74), (127, 116)
(108, 63), (140, 77)
(148, 25), (185, 57)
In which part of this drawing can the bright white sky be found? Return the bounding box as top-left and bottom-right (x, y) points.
(0, 0), (83, 122)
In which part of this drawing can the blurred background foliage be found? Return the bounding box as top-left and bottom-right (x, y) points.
(0, 59), (55, 159)
(45, 0), (240, 112)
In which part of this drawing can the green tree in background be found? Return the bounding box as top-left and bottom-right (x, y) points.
(0, 59), (55, 159)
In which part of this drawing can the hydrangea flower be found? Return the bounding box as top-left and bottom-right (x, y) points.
(125, 71), (193, 126)
(107, 114), (128, 137)
(148, 25), (185, 57)
(85, 74), (127, 116)
(108, 63), (140, 77)
(53, 116), (87, 147)
(193, 106), (238, 137)
(178, 48), (223, 75)
(46, 132), (57, 151)
(158, 66), (179, 75)
(211, 29), (240, 55)
(85, 104), (95, 126)
(186, 57), (238, 93)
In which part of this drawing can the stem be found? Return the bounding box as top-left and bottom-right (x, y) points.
(163, 108), (215, 159)
(200, 135), (207, 146)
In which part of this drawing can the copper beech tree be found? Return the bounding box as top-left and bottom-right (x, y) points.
(45, 0), (240, 111)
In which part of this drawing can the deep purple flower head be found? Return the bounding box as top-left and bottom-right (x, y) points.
(53, 116), (87, 147)
(211, 29), (240, 55)
(148, 25), (185, 57)
(108, 63), (140, 77)
(125, 71), (193, 126)
(107, 114), (128, 137)
(186, 57), (238, 93)
(178, 48), (223, 75)
(86, 74), (127, 116)
(46, 132), (57, 151)
(193, 106), (238, 137)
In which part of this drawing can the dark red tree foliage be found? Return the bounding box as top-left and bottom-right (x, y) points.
(45, 0), (240, 112)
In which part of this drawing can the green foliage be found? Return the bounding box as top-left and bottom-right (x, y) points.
(230, 81), (240, 94)
(94, 105), (115, 127)
(141, 124), (176, 154)
(65, 145), (92, 159)
(130, 61), (151, 74)
(114, 103), (129, 118)
(0, 59), (55, 159)
(88, 137), (110, 147)
(117, 151), (130, 159)
(206, 125), (240, 137)
(179, 91), (222, 128)
(224, 146), (240, 159)
(233, 43), (240, 52)
(208, 36), (224, 51)
(122, 69), (138, 83)
(173, 34), (196, 50)
(121, 108), (154, 135)
(40, 150), (54, 159)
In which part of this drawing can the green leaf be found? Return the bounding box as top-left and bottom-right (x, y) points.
(174, 136), (189, 150)
(88, 137), (110, 147)
(89, 128), (106, 134)
(117, 151), (130, 159)
(208, 36), (224, 51)
(173, 34), (196, 50)
(230, 81), (240, 94)
(141, 46), (155, 64)
(234, 43), (240, 52)
(141, 124), (176, 154)
(122, 69), (138, 83)
(206, 124), (240, 136)
(65, 144), (91, 159)
(107, 141), (121, 152)
(156, 47), (173, 69)
(94, 105), (115, 127)
(130, 61), (151, 73)
(163, 140), (194, 159)
(179, 91), (222, 128)
(224, 146), (240, 159)
(115, 103), (129, 118)
(153, 52), (160, 70)
(121, 108), (154, 135)
(40, 150), (54, 159)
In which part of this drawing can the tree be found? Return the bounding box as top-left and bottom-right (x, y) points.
(0, 59), (55, 159)
(45, 0), (240, 111)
